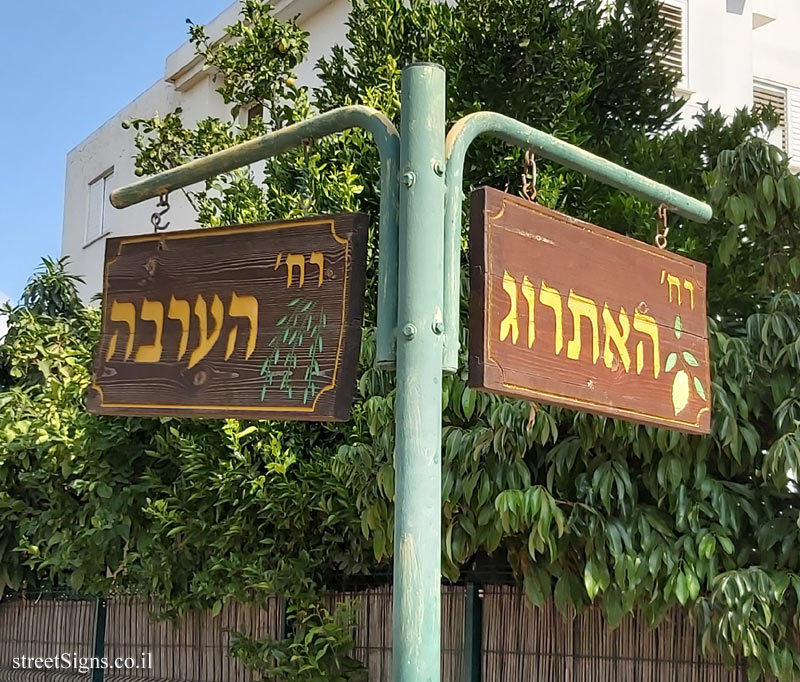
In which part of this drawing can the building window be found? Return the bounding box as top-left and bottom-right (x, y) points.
(753, 82), (788, 151)
(659, 1), (687, 83)
(86, 168), (113, 245)
(789, 88), (800, 167)
(247, 102), (264, 126)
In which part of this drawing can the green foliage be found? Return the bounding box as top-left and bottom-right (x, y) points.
(3, 1), (800, 680)
(19, 257), (83, 320)
(230, 600), (366, 682)
(709, 139), (800, 292)
(188, 0), (309, 123)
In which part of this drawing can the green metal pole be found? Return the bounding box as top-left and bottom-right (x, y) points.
(463, 584), (483, 682)
(393, 62), (446, 682)
(91, 597), (107, 682)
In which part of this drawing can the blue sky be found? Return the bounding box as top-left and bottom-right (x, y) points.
(0, 0), (227, 305)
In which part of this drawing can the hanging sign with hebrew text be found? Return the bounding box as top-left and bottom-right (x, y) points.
(88, 213), (368, 421)
(469, 187), (710, 434)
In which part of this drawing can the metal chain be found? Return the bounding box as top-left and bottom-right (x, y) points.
(521, 150), (537, 203)
(151, 192), (170, 232)
(655, 204), (669, 249)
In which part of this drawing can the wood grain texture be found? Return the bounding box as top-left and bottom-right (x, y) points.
(88, 213), (368, 421)
(469, 187), (711, 434)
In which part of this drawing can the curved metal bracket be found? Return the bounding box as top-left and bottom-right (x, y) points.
(442, 110), (713, 373)
(110, 105), (401, 369)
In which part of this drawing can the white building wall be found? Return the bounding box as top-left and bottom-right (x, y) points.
(62, 0), (349, 300)
(752, 1), (800, 89)
(62, 0), (800, 299)
(751, 1), (800, 163)
(679, 0), (755, 123)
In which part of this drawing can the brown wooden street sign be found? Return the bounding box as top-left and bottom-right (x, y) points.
(88, 214), (368, 421)
(469, 187), (711, 434)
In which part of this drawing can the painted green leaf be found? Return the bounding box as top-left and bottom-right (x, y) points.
(664, 352), (678, 372)
(674, 315), (682, 339)
(693, 376), (707, 401)
(683, 351), (699, 367)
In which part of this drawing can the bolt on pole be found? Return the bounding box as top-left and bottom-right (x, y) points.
(393, 62), (446, 682)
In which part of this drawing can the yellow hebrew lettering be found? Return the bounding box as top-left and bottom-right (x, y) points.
(188, 294), (224, 368)
(633, 311), (661, 379)
(684, 280), (695, 309)
(521, 275), (536, 348)
(225, 292), (259, 360)
(274, 252), (283, 270)
(283, 254), (306, 288)
(167, 296), (191, 360)
(539, 281), (564, 355)
(666, 274), (682, 305)
(499, 270), (519, 344)
(310, 251), (325, 287)
(106, 300), (136, 361)
(602, 304), (631, 372)
(134, 299), (165, 363)
(567, 290), (599, 363)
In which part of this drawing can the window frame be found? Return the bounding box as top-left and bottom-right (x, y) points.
(660, 0), (689, 92)
(85, 167), (114, 247)
(753, 79), (789, 153)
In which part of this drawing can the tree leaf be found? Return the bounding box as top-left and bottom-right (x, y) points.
(604, 587), (623, 629)
(584, 560), (600, 601)
(461, 387), (476, 419)
(524, 570), (546, 607)
(211, 600), (223, 617)
(70, 569), (85, 591)
(675, 571), (689, 605)
(761, 175), (775, 203)
(554, 575), (572, 615)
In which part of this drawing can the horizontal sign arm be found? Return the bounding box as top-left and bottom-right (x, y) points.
(110, 105), (401, 370)
(442, 110), (713, 374)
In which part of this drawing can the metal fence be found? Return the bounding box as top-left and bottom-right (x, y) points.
(0, 586), (741, 682)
